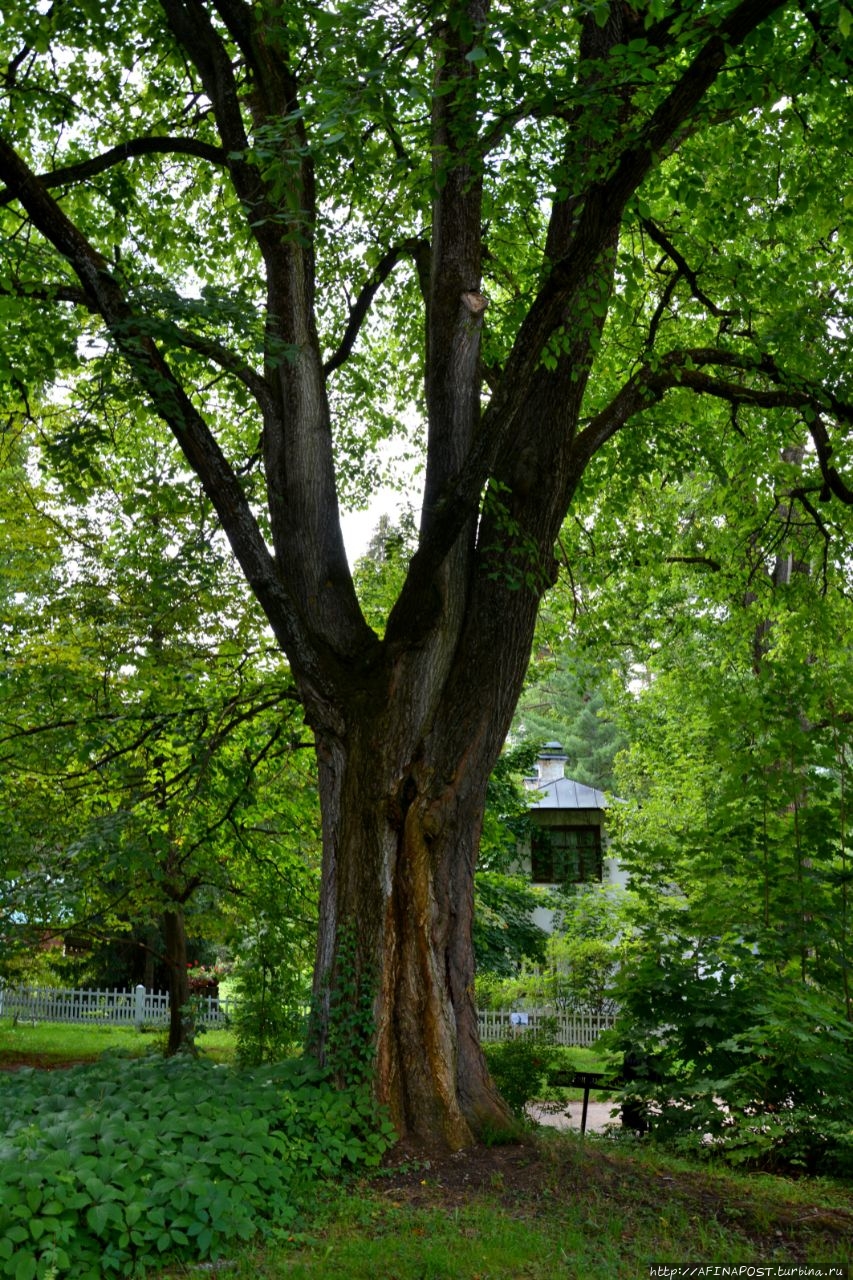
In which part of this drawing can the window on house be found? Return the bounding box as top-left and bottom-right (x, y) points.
(530, 825), (602, 884)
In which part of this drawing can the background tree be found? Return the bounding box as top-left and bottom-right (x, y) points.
(547, 422), (853, 1168)
(0, 410), (318, 1052)
(513, 656), (625, 791)
(558, 431), (853, 1010)
(1, 0), (851, 1147)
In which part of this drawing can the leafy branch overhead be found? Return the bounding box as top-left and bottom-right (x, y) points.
(2, 1), (849, 658)
(578, 348), (853, 500)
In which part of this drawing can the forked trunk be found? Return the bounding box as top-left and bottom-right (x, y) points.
(309, 713), (514, 1150)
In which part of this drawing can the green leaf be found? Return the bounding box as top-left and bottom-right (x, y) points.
(13, 1254), (36, 1280)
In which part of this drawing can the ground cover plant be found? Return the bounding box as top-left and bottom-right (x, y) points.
(3, 1032), (851, 1278)
(0, 1055), (394, 1278)
(154, 1135), (853, 1279)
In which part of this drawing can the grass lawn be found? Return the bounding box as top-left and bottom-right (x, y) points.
(0, 1020), (602, 1076)
(550, 1045), (615, 1073)
(163, 1135), (853, 1280)
(0, 1016), (237, 1065)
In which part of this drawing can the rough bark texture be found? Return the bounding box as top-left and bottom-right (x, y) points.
(163, 907), (194, 1057)
(311, 723), (482, 1140)
(307, 645), (533, 1147)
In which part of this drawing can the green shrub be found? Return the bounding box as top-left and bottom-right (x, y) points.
(474, 885), (631, 1014)
(0, 1054), (395, 1278)
(483, 1022), (564, 1117)
(708, 986), (853, 1175)
(605, 940), (853, 1176)
(232, 914), (311, 1065)
(473, 873), (550, 977)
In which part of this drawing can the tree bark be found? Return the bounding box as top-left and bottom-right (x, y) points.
(309, 708), (516, 1148)
(163, 906), (194, 1057)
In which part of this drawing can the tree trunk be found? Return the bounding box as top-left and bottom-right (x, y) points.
(307, 593), (542, 1150)
(163, 906), (194, 1056)
(311, 737), (512, 1149)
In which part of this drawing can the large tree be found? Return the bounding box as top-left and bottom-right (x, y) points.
(1, 0), (851, 1147)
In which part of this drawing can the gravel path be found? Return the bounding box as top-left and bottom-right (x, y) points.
(527, 1099), (621, 1134)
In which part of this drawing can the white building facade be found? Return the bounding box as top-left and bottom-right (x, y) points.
(520, 741), (628, 933)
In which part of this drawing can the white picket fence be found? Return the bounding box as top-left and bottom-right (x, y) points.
(0, 985), (611, 1045)
(0, 984), (234, 1028)
(477, 1008), (616, 1046)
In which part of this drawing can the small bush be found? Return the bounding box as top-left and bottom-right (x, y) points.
(0, 1054), (395, 1278)
(232, 915), (311, 1066)
(483, 1022), (564, 1117)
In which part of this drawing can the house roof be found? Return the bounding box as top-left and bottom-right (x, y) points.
(528, 776), (608, 811)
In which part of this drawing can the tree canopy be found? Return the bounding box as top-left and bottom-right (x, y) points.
(1, 0), (851, 1147)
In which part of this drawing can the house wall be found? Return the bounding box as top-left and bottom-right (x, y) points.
(516, 808), (628, 934)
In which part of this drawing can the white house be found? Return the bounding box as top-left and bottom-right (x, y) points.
(519, 741), (628, 933)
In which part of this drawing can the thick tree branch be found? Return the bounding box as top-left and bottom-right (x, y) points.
(157, 0), (304, 260)
(665, 555), (723, 571)
(0, 275), (271, 408)
(398, 0), (789, 605)
(0, 280), (92, 308)
(212, 0), (300, 112)
(0, 136), (227, 209)
(806, 413), (853, 505)
(421, 1), (489, 522)
(0, 134), (327, 681)
(155, 4), (370, 669)
(573, 347), (853, 506)
(156, 0), (272, 233)
(209, 0), (255, 61)
(149, 318), (274, 413)
(479, 0), (699, 156)
(385, 2), (488, 651)
(157, 0), (250, 155)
